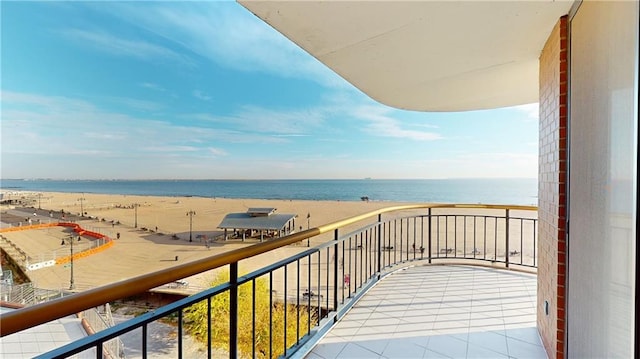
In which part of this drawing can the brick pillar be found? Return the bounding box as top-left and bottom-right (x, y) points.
(537, 16), (568, 359)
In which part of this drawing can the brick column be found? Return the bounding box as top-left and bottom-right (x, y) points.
(537, 16), (568, 359)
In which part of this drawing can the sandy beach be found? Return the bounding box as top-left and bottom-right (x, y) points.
(1, 191), (537, 295)
(1, 191), (410, 291)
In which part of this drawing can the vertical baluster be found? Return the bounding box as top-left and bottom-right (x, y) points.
(494, 217), (498, 262)
(341, 240), (346, 303)
(295, 261), (300, 345)
(364, 230), (368, 280)
(377, 214), (382, 275)
(178, 310), (183, 359)
(399, 219), (404, 262)
(356, 232), (362, 289)
(483, 216), (487, 260)
(326, 247), (329, 310)
(428, 208), (432, 263)
(520, 218), (524, 265)
(445, 216), (449, 257)
(317, 251), (321, 319)
(506, 209), (510, 268)
(420, 216), (424, 260)
(387, 220), (392, 267)
(533, 219), (537, 267)
(284, 265), (288, 356)
(142, 324), (148, 359)
(454, 215), (458, 258)
(252, 279), (256, 359)
(334, 228), (339, 318)
(230, 262), (238, 359)
(206, 297), (212, 358)
(436, 215), (440, 257)
(393, 219), (397, 265)
(269, 271), (273, 359)
(463, 216), (467, 258)
(307, 254), (311, 334)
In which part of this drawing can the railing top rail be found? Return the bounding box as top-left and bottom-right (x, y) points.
(0, 203), (536, 337)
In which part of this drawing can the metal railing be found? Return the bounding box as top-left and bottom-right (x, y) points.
(0, 282), (66, 306)
(0, 204), (537, 358)
(22, 238), (111, 268)
(81, 304), (125, 359)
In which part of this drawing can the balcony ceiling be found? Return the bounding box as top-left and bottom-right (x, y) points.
(238, 0), (574, 111)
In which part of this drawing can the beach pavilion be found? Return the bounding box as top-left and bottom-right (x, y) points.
(217, 207), (297, 241)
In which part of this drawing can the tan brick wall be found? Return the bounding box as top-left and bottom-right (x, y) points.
(537, 16), (568, 359)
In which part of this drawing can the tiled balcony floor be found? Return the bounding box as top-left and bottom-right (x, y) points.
(307, 265), (546, 359)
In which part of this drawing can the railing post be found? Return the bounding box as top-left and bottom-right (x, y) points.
(377, 214), (382, 276)
(333, 229), (339, 317)
(229, 262), (238, 359)
(428, 208), (432, 264)
(505, 209), (510, 268)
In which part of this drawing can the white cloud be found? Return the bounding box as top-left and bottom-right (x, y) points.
(192, 90), (212, 101)
(61, 28), (195, 67)
(208, 148), (227, 157)
(187, 105), (327, 137)
(353, 105), (442, 141)
(143, 146), (199, 153)
(0, 91), (281, 162)
(511, 103), (539, 121)
(102, 2), (345, 88)
(99, 96), (165, 112)
(140, 82), (166, 92)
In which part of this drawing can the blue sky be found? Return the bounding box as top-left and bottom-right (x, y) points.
(1, 1), (538, 180)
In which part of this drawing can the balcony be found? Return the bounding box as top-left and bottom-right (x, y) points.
(0, 204), (539, 358)
(307, 265), (543, 358)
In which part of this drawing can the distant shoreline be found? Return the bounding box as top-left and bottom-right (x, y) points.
(0, 178), (538, 205)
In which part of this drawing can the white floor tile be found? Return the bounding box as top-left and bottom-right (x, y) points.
(504, 327), (542, 346)
(354, 337), (390, 355)
(382, 339), (427, 358)
(307, 265), (544, 359)
(427, 334), (468, 358)
(338, 342), (382, 358)
(506, 336), (547, 358)
(467, 331), (509, 356)
(466, 343), (509, 358)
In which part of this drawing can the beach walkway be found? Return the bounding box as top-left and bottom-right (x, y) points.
(1, 215), (310, 293)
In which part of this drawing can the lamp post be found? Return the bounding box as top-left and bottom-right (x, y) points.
(78, 196), (86, 217)
(186, 210), (196, 242)
(307, 212), (311, 247)
(61, 235), (80, 290)
(132, 203), (140, 228)
(37, 193), (43, 209)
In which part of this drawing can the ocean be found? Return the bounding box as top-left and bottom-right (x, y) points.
(0, 178), (538, 205)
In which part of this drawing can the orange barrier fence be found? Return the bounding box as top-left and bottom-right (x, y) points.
(0, 222), (114, 265)
(0, 223), (58, 232)
(55, 241), (114, 265)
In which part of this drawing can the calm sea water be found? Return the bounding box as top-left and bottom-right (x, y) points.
(0, 179), (537, 205)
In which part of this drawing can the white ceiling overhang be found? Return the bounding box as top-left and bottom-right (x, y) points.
(238, 0), (574, 111)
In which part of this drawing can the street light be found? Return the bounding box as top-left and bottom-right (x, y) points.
(186, 210), (196, 242)
(61, 235), (81, 290)
(307, 212), (311, 247)
(78, 196), (86, 217)
(132, 203), (140, 228)
(37, 193), (43, 209)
